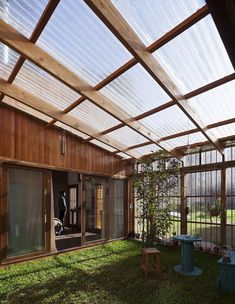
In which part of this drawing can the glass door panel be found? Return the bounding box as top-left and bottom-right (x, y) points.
(109, 179), (124, 239)
(85, 177), (106, 242)
(8, 167), (45, 257)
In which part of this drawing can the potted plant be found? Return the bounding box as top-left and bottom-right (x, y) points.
(132, 150), (181, 248)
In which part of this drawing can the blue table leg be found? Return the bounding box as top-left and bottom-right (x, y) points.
(173, 241), (202, 276)
(182, 241), (194, 272)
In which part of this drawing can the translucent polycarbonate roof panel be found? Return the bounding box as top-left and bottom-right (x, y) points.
(116, 152), (132, 159)
(90, 139), (117, 153)
(129, 144), (161, 156)
(0, 43), (19, 80)
(163, 132), (207, 150)
(153, 15), (234, 94)
(211, 123), (235, 139)
(112, 0), (205, 46)
(188, 81), (235, 125)
(108, 126), (148, 147)
(3, 96), (52, 123)
(37, 1), (132, 86)
(140, 105), (195, 139)
(0, 0), (48, 38)
(55, 122), (89, 140)
(14, 60), (81, 110)
(70, 100), (120, 133)
(100, 64), (170, 117)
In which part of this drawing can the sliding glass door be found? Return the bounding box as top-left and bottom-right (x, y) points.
(8, 167), (46, 257)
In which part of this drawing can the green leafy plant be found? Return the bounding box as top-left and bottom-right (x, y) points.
(132, 150), (181, 247)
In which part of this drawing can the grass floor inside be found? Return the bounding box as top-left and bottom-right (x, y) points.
(1, 240), (235, 304)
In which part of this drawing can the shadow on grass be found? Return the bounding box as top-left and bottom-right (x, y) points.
(0, 248), (131, 281)
(1, 241), (235, 304)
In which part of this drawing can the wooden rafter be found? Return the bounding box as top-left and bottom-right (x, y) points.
(0, 0), (60, 103)
(0, 19), (181, 159)
(85, 0), (225, 155)
(0, 78), (140, 159)
(47, 5), (209, 126)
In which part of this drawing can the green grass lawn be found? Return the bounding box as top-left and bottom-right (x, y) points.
(1, 240), (235, 304)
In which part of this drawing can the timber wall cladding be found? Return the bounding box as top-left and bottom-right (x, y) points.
(0, 106), (128, 176)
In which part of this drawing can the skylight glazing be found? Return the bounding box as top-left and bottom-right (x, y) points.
(188, 81), (235, 125)
(37, 0), (132, 86)
(0, 43), (19, 80)
(116, 152), (132, 159)
(14, 60), (81, 110)
(112, 0), (205, 46)
(140, 105), (195, 139)
(100, 64), (170, 117)
(108, 126), (148, 147)
(0, 0), (48, 38)
(128, 144), (161, 156)
(153, 15), (234, 94)
(70, 100), (120, 133)
(211, 123), (235, 139)
(163, 132), (207, 150)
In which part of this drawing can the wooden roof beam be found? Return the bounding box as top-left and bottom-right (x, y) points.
(0, 78), (140, 159)
(85, 0), (224, 155)
(47, 5), (209, 127)
(0, 0), (60, 103)
(0, 19), (181, 159)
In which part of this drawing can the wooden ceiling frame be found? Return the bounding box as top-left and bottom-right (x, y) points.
(84, 72), (235, 143)
(84, 0), (225, 156)
(0, 77), (140, 159)
(47, 5), (209, 127)
(0, 19), (183, 159)
(0, 0), (60, 103)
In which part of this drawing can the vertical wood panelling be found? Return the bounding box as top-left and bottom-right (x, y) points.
(0, 105), (128, 176)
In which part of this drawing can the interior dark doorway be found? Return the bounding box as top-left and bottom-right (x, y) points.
(52, 171), (82, 251)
